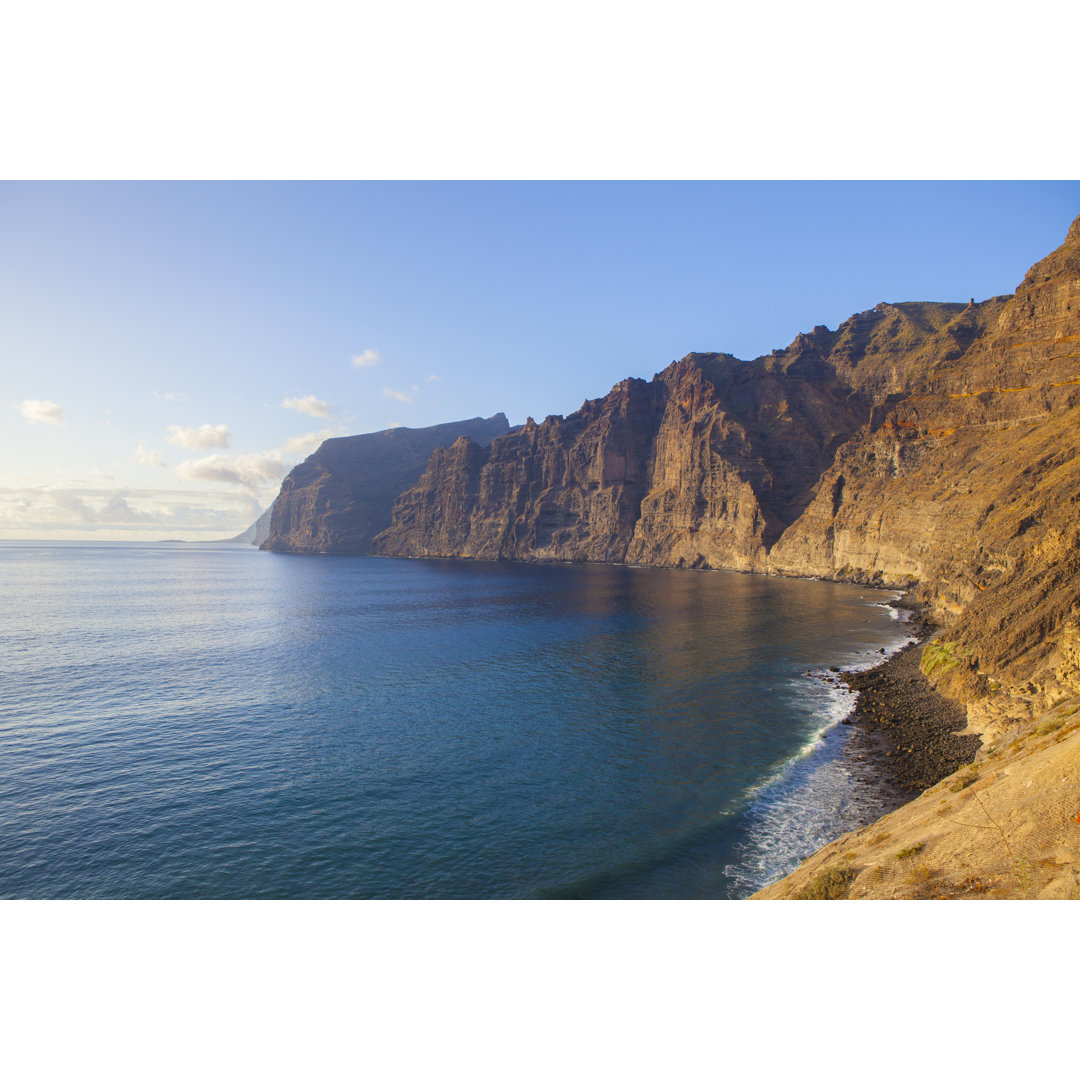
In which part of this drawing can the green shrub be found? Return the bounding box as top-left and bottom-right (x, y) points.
(949, 766), (979, 793)
(920, 640), (965, 678)
(792, 865), (858, 900)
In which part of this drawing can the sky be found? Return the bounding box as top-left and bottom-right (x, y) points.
(2, 180), (1077, 540)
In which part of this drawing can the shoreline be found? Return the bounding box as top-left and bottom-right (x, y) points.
(840, 598), (981, 797)
(743, 594), (986, 896)
(751, 589), (1080, 900)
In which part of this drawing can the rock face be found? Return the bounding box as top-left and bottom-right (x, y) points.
(261, 414), (511, 553)
(372, 299), (1024, 571)
(374, 215), (1080, 718)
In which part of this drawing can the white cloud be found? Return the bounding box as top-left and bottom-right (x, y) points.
(352, 348), (381, 368)
(18, 399), (65, 425)
(153, 391), (186, 402)
(177, 451), (286, 490)
(280, 395), (330, 418)
(279, 429), (334, 456)
(98, 494), (158, 523)
(383, 387), (414, 403)
(0, 484), (262, 539)
(3, 488), (160, 526)
(133, 444), (166, 468)
(166, 423), (231, 449)
(424, 373), (440, 383)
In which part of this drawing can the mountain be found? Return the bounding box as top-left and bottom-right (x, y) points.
(261, 414), (512, 553)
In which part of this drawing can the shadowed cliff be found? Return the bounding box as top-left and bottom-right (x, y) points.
(262, 414), (512, 553)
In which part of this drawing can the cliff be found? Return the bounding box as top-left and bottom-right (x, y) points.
(375, 218), (1078, 624)
(770, 216), (1080, 717)
(261, 414), (512, 553)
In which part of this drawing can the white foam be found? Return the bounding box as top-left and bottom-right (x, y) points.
(721, 602), (917, 895)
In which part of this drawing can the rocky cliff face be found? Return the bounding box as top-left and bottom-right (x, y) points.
(771, 217), (1080, 716)
(372, 343), (909, 570)
(374, 216), (1080, 724)
(262, 414), (511, 553)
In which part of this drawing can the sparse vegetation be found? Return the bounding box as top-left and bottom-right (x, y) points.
(896, 843), (925, 860)
(1034, 716), (1065, 736)
(954, 794), (1032, 899)
(905, 863), (934, 886)
(920, 640), (965, 678)
(792, 865), (858, 900)
(949, 765), (979, 793)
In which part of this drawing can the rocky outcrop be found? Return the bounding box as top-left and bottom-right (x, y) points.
(261, 414), (511, 553)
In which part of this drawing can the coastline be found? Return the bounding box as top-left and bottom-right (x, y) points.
(752, 594), (1080, 900)
(841, 612), (980, 797)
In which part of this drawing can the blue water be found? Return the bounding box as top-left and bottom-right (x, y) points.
(0, 542), (914, 899)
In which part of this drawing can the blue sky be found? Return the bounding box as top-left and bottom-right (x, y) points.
(2, 180), (1077, 539)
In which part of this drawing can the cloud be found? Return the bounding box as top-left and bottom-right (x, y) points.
(47, 491), (95, 522)
(98, 494), (159, 523)
(383, 387), (414, 403)
(165, 423), (231, 449)
(153, 391), (186, 402)
(352, 349), (381, 368)
(279, 429), (334, 456)
(18, 399), (65, 425)
(280, 395), (330, 418)
(177, 451), (286, 490)
(424, 373), (440, 383)
(0, 484), (263, 538)
(3, 488), (157, 526)
(133, 443), (166, 468)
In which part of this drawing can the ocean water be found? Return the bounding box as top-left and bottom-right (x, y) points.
(0, 542), (915, 899)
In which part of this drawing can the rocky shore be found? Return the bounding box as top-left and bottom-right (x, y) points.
(843, 636), (980, 795)
(752, 609), (1080, 899)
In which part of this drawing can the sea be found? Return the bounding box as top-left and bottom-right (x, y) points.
(0, 541), (917, 900)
